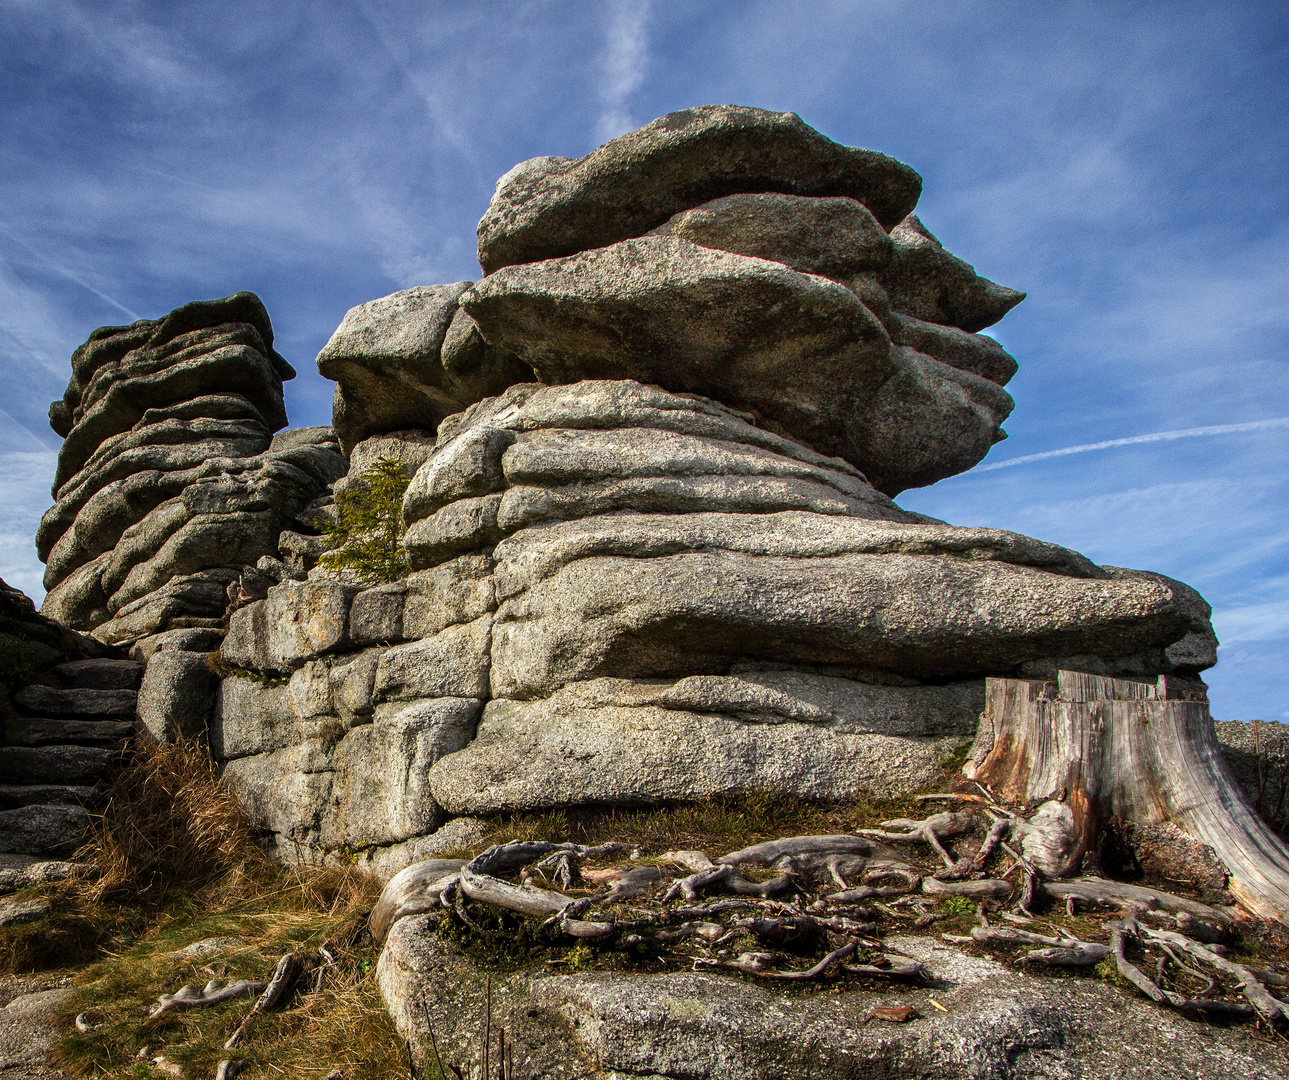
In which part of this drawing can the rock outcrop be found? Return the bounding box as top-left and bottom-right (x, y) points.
(462, 107), (1023, 495)
(379, 917), (1289, 1080)
(194, 107), (1230, 875)
(316, 284), (531, 454)
(213, 380), (1213, 867)
(36, 293), (347, 647)
(0, 578), (138, 856)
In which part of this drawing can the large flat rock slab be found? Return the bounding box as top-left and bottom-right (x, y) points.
(379, 916), (1289, 1080)
(463, 238), (896, 468)
(427, 675), (979, 815)
(476, 105), (922, 273)
(485, 513), (1197, 694)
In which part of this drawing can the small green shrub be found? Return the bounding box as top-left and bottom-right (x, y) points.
(317, 458), (411, 585)
(937, 895), (976, 917)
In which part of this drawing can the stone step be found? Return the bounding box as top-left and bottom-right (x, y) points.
(0, 804), (89, 856)
(0, 746), (119, 785)
(11, 686), (137, 717)
(0, 784), (101, 810)
(4, 716), (133, 747)
(49, 658), (142, 691)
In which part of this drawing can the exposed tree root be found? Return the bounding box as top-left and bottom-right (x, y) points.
(224, 952), (299, 1049)
(147, 978), (265, 1019)
(374, 797), (1289, 1031)
(857, 812), (976, 868)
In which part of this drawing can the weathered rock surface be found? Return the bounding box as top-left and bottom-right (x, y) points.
(878, 214), (1025, 333)
(463, 237), (898, 470)
(649, 191), (894, 279)
(476, 105), (922, 273)
(213, 368), (1213, 871)
(427, 675), (979, 816)
(217, 693), (480, 857)
(136, 649), (216, 743)
(316, 285), (531, 453)
(38, 294), (346, 645)
(1, 578), (135, 856)
(463, 241), (1018, 494)
(483, 513), (1198, 695)
(0, 804), (91, 856)
(1214, 719), (1289, 834)
(379, 917), (1289, 1080)
(0, 977), (74, 1080)
(849, 344), (1014, 493)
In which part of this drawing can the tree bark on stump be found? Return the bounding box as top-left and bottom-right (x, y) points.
(965, 671), (1289, 922)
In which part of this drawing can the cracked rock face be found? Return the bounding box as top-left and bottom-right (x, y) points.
(37, 294), (347, 645)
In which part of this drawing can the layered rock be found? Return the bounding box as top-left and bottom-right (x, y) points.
(316, 284), (531, 454)
(476, 104), (923, 272)
(0, 578), (138, 856)
(204, 107), (1227, 881)
(462, 107), (1023, 495)
(214, 380), (1213, 870)
(37, 294), (347, 647)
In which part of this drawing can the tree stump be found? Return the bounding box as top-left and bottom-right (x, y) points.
(965, 671), (1289, 922)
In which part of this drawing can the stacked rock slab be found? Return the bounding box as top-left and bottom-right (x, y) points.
(215, 379), (1214, 873)
(209, 106), (1216, 877)
(0, 578), (139, 857)
(465, 105), (1025, 495)
(36, 293), (347, 647)
(316, 283), (532, 455)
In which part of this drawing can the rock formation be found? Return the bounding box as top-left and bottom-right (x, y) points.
(15, 102), (1289, 1075)
(0, 578), (138, 856)
(201, 107), (1280, 911)
(36, 292), (346, 649)
(317, 283), (530, 455)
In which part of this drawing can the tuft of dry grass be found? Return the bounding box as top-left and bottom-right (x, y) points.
(1, 738), (274, 974)
(81, 737), (271, 904)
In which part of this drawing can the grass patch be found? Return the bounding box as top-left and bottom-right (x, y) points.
(0, 738), (406, 1078)
(47, 866), (401, 1079)
(474, 789), (915, 860)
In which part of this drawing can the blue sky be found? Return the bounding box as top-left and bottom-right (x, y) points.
(1, 1), (1285, 721)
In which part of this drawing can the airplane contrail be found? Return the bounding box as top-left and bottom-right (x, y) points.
(0, 225), (140, 321)
(976, 416), (1289, 471)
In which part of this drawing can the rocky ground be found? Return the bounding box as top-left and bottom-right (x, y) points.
(0, 972), (72, 1079)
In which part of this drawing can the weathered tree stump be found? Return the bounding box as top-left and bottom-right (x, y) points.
(965, 671), (1289, 921)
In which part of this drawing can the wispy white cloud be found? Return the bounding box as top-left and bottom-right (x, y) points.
(1216, 600), (1289, 646)
(0, 225), (139, 321)
(595, 1), (651, 143)
(6, 0), (223, 104)
(977, 417), (1289, 471)
(0, 254), (81, 383)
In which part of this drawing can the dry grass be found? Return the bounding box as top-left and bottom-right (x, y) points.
(47, 865), (402, 1079)
(473, 788), (918, 861)
(1, 738), (272, 974)
(0, 738), (408, 1078)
